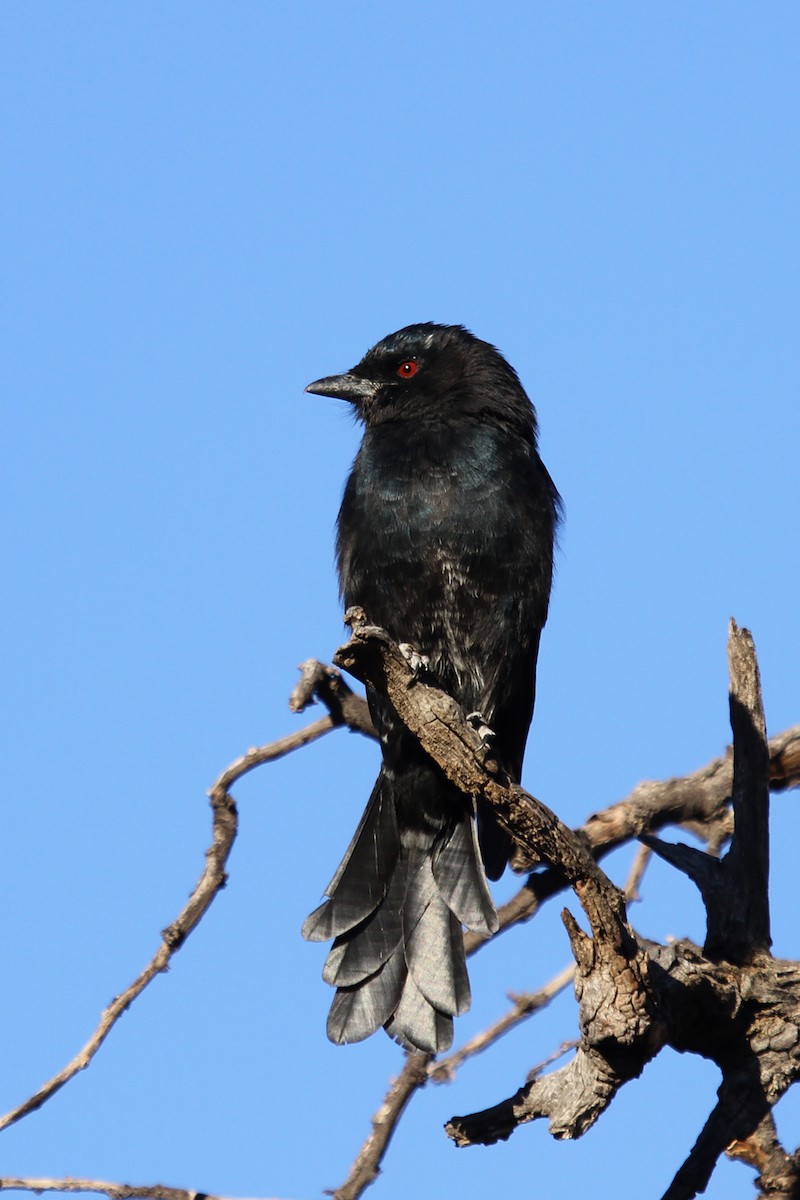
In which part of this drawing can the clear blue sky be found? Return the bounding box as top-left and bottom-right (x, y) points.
(1, 5), (798, 1198)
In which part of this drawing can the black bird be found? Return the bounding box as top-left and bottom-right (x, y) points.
(302, 323), (560, 1054)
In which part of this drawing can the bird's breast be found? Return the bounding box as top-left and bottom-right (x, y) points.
(336, 423), (539, 704)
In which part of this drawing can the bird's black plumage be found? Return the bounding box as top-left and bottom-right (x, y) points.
(302, 323), (560, 1054)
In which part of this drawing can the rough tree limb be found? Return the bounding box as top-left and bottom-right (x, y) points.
(289, 658), (375, 738)
(456, 624), (800, 1199)
(462, 721), (800, 956)
(645, 621), (772, 964)
(330, 612), (800, 1200)
(727, 1112), (800, 1199)
(431, 845), (650, 1086)
(334, 608), (661, 1149)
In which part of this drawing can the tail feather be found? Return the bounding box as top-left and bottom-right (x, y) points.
(304, 771), (498, 1053)
(431, 813), (499, 936)
(477, 797), (512, 881)
(322, 865), (406, 987)
(302, 782), (400, 942)
(326, 944), (406, 1045)
(403, 849), (471, 1016)
(384, 970), (455, 1055)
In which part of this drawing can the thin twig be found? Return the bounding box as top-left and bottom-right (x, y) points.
(0, 1180), (237, 1200)
(0, 1181), (291, 1200)
(332, 1055), (432, 1200)
(216, 716), (337, 786)
(289, 659), (375, 738)
(430, 964), (576, 1083)
(0, 716), (334, 1134)
(526, 1039), (579, 1082)
(624, 843), (652, 904)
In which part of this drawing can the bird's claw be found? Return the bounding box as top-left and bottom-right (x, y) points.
(399, 643), (430, 677)
(466, 711), (496, 746)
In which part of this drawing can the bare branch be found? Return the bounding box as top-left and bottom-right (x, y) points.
(465, 722), (800, 952)
(0, 1179), (243, 1200)
(442, 622), (800, 1185)
(768, 729), (800, 792)
(219, 716), (338, 781)
(642, 623), (773, 965)
(0, 1181), (293, 1200)
(429, 834), (650, 1099)
(640, 835), (721, 893)
(429, 964), (575, 1084)
(662, 1066), (773, 1200)
(584, 724), (799, 858)
(526, 1040), (579, 1082)
(0, 717), (333, 1133)
(726, 1112), (800, 1200)
(715, 619), (771, 957)
(324, 619), (799, 1189)
(446, 1042), (623, 1147)
(332, 1054), (432, 1200)
(0, 781), (235, 1131)
(289, 659), (375, 739)
(623, 843), (652, 904)
(6, 626), (793, 1197)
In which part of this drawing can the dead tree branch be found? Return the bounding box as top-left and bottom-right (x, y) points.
(5, 623), (798, 1200)
(431, 841), (651, 1086)
(0, 703), (347, 1135)
(452, 624), (800, 1199)
(465, 720), (800, 954)
(0, 1180), (236, 1200)
(289, 658), (375, 739)
(645, 621), (772, 963)
(329, 612), (800, 1200)
(0, 1181), (290, 1200)
(0, 778), (236, 1133)
(429, 964), (576, 1084)
(334, 608), (661, 1148)
(0, 653), (376, 1135)
(726, 1112), (800, 1199)
(332, 1054), (432, 1200)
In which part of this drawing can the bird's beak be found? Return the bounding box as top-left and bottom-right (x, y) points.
(305, 372), (378, 404)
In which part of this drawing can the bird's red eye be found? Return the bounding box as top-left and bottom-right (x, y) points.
(397, 360), (418, 379)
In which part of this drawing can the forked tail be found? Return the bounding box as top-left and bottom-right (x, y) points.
(302, 774), (498, 1054)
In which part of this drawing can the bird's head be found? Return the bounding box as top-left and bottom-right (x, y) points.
(305, 323), (536, 436)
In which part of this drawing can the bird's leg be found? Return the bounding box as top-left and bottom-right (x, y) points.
(466, 711), (496, 749)
(398, 642), (431, 677)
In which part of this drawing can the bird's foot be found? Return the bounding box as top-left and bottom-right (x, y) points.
(466, 711), (496, 747)
(399, 642), (430, 677)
